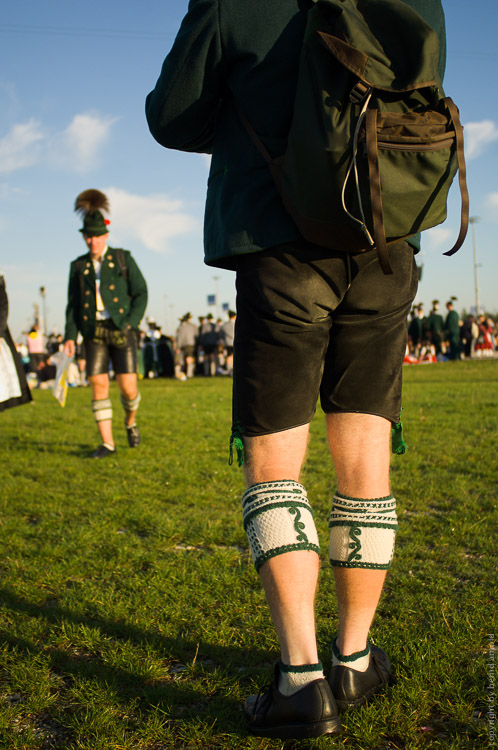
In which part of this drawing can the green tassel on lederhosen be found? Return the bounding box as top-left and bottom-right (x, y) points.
(229, 422), (244, 467)
(392, 421), (407, 455)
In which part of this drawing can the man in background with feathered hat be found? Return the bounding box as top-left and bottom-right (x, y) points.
(64, 189), (148, 458)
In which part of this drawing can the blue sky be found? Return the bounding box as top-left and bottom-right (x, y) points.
(1, 0), (497, 338)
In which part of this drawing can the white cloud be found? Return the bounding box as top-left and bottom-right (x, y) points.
(464, 120), (498, 160)
(485, 193), (498, 222)
(0, 120), (44, 174)
(0, 183), (23, 198)
(50, 112), (118, 172)
(423, 225), (453, 248)
(104, 187), (199, 254)
(0, 112), (117, 175)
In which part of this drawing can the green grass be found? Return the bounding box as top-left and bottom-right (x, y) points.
(1, 361), (497, 749)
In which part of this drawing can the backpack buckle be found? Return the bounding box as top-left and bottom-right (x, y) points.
(350, 81), (371, 104)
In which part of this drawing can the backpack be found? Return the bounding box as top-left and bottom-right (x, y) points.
(237, 0), (469, 274)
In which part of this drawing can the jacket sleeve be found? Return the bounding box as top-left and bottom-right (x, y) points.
(64, 262), (80, 342)
(126, 254), (148, 330)
(145, 0), (225, 153)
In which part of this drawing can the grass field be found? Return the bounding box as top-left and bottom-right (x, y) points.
(1, 360), (497, 749)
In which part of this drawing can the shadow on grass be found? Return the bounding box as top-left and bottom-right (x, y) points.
(0, 586), (273, 738)
(5, 433), (98, 458)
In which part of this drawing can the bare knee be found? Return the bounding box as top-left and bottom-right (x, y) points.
(89, 374), (109, 400)
(243, 423), (310, 486)
(326, 412), (391, 497)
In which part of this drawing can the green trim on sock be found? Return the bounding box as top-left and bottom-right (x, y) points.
(332, 639), (370, 662)
(329, 559), (392, 569)
(243, 500), (315, 529)
(279, 661), (323, 674)
(255, 543), (321, 572)
(334, 492), (394, 503)
(328, 521), (398, 530)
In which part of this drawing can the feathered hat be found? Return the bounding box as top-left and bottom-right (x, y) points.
(74, 189), (111, 236)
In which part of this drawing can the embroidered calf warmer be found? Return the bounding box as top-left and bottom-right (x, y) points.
(92, 398), (113, 423)
(242, 480), (320, 572)
(329, 493), (398, 569)
(120, 392), (141, 413)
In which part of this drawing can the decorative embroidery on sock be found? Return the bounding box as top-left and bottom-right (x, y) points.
(278, 661), (324, 696)
(91, 398), (113, 423)
(242, 481), (320, 571)
(120, 392), (141, 413)
(329, 493), (398, 569)
(332, 639), (371, 673)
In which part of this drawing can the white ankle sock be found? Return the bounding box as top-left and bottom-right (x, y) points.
(278, 661), (324, 696)
(332, 639), (370, 672)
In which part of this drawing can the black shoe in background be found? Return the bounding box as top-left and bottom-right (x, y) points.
(126, 424), (141, 447)
(91, 444), (116, 459)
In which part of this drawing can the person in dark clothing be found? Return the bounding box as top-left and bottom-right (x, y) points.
(146, 0), (447, 738)
(444, 299), (461, 360)
(427, 300), (445, 356)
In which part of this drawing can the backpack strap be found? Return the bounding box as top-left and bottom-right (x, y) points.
(365, 108), (394, 275)
(114, 248), (129, 284)
(235, 103), (274, 164)
(75, 259), (86, 302)
(441, 97), (469, 257)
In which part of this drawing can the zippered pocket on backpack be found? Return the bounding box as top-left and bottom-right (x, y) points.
(377, 137), (455, 152)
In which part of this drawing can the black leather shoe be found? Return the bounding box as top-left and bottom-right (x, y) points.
(244, 665), (342, 739)
(91, 444), (116, 459)
(126, 424), (140, 447)
(328, 645), (396, 711)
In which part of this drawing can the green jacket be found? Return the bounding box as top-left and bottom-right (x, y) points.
(146, 0), (446, 269)
(427, 312), (444, 335)
(64, 247), (148, 342)
(445, 309), (460, 340)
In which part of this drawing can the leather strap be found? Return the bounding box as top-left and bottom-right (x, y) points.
(234, 103), (274, 164)
(365, 108), (393, 274)
(442, 97), (470, 257)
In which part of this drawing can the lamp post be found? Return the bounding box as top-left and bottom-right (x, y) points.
(163, 294), (168, 332)
(39, 286), (47, 335)
(169, 304), (175, 336)
(469, 216), (481, 316)
(213, 276), (220, 318)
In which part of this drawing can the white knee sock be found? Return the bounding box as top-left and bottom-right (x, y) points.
(329, 493), (398, 569)
(242, 480), (320, 571)
(92, 398), (112, 423)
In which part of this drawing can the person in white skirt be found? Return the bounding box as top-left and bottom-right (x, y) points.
(0, 273), (32, 412)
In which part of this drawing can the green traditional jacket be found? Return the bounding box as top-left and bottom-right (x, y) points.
(427, 312), (444, 335)
(64, 247), (148, 342)
(445, 309), (460, 340)
(146, 0), (447, 269)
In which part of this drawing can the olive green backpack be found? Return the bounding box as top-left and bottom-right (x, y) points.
(238, 0), (469, 274)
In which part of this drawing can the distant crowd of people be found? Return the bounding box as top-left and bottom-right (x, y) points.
(16, 299), (497, 390)
(16, 309), (238, 388)
(406, 299), (497, 363)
